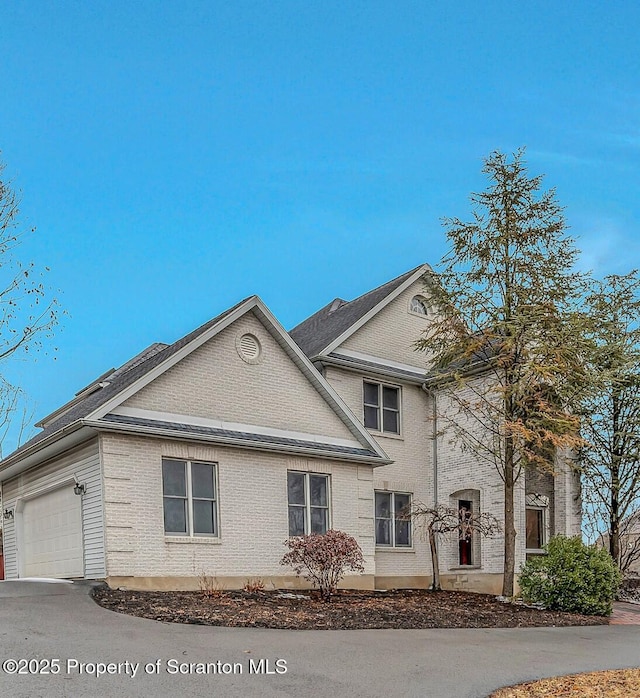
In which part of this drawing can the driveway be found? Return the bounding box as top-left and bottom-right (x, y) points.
(0, 581), (639, 698)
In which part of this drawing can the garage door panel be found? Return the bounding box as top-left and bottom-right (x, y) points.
(22, 487), (84, 578)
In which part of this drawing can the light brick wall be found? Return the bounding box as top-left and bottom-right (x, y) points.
(324, 366), (433, 578)
(433, 384), (523, 575)
(100, 433), (375, 582)
(553, 449), (583, 537)
(124, 312), (354, 441)
(340, 279), (434, 366)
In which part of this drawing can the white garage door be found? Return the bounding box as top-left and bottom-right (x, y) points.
(21, 486), (84, 578)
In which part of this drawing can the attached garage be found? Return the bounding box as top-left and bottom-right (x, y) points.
(0, 439), (106, 581)
(20, 486), (84, 578)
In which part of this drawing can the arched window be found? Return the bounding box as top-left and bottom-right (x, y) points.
(449, 489), (482, 567)
(409, 296), (429, 316)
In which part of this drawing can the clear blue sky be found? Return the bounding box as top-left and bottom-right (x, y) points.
(1, 1), (639, 451)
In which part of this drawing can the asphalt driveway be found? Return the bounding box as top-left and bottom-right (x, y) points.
(0, 581), (639, 698)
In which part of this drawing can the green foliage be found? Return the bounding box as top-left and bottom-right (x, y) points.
(415, 148), (588, 597)
(519, 535), (621, 616)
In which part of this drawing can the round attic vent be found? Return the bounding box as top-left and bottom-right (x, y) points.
(236, 333), (262, 364)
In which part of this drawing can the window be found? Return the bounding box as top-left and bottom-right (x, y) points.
(526, 508), (544, 550)
(363, 381), (400, 434)
(458, 499), (473, 565)
(162, 459), (218, 537)
(375, 491), (411, 547)
(409, 296), (429, 316)
(287, 471), (330, 536)
(525, 494), (549, 552)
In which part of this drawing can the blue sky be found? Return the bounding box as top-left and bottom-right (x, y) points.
(1, 1), (639, 452)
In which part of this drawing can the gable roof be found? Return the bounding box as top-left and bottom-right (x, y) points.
(2, 296), (391, 471)
(290, 264), (432, 358)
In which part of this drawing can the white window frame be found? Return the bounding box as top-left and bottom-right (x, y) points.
(162, 458), (219, 538)
(409, 295), (429, 316)
(287, 471), (331, 536)
(374, 490), (412, 548)
(363, 380), (401, 435)
(525, 493), (549, 554)
(525, 506), (546, 552)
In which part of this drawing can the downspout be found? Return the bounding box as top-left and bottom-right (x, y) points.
(422, 383), (438, 507)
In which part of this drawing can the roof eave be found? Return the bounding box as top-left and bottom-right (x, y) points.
(83, 419), (392, 466)
(315, 354), (426, 385)
(422, 358), (498, 388)
(0, 422), (97, 481)
(317, 263), (434, 357)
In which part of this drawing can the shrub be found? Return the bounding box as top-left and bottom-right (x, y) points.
(198, 570), (225, 599)
(243, 577), (265, 593)
(519, 535), (621, 616)
(280, 530), (365, 600)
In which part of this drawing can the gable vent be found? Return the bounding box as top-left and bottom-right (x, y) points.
(236, 333), (262, 364)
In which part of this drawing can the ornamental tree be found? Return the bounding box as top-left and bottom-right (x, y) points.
(403, 502), (500, 591)
(280, 529), (364, 600)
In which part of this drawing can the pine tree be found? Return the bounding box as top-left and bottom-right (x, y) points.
(417, 149), (586, 597)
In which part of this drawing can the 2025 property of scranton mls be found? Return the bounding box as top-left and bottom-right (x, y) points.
(0, 265), (581, 593)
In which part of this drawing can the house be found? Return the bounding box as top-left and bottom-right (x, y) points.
(0, 265), (582, 593)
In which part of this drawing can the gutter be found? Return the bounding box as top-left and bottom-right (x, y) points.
(422, 356), (499, 388)
(0, 420), (87, 472)
(82, 419), (393, 467)
(312, 354), (425, 385)
(421, 383), (438, 507)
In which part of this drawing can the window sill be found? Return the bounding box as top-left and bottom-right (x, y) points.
(448, 565), (481, 571)
(525, 548), (547, 555)
(164, 536), (222, 545)
(367, 429), (404, 441)
(375, 547), (415, 553)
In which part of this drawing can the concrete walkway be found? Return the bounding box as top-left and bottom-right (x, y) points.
(1, 581), (639, 698)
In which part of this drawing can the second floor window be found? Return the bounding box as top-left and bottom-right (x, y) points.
(363, 381), (400, 434)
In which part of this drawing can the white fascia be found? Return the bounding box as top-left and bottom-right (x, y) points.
(84, 418), (390, 466)
(318, 264), (432, 358)
(329, 348), (427, 376)
(84, 295), (390, 464)
(110, 406), (364, 449)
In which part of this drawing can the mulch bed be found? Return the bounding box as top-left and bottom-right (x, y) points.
(92, 587), (608, 630)
(490, 668), (640, 697)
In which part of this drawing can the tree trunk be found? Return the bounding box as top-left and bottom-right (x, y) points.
(610, 389), (621, 567)
(502, 434), (516, 598)
(428, 526), (441, 591)
(610, 518), (620, 566)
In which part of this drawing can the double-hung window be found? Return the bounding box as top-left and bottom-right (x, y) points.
(162, 458), (218, 537)
(363, 381), (400, 434)
(287, 471), (330, 536)
(375, 491), (411, 547)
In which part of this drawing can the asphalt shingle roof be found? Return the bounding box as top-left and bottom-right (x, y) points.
(327, 352), (426, 382)
(289, 265), (427, 358)
(100, 413), (378, 458)
(6, 297), (253, 460)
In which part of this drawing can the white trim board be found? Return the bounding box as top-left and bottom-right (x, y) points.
(330, 348), (428, 375)
(85, 296), (390, 463)
(319, 264), (432, 357)
(110, 406), (364, 449)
